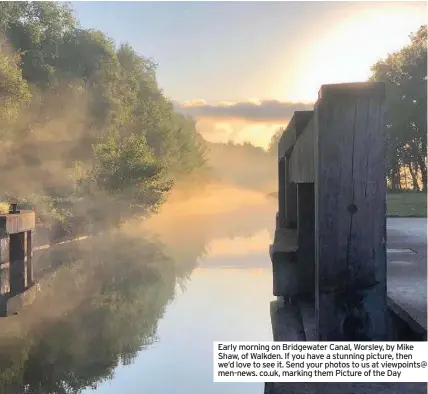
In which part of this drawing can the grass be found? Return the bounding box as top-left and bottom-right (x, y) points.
(387, 192), (426, 218)
(267, 191), (427, 218)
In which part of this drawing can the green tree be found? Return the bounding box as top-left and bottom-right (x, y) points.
(0, 1), (206, 227)
(371, 25), (427, 191)
(0, 41), (31, 137)
(2, 2), (76, 88)
(92, 133), (173, 214)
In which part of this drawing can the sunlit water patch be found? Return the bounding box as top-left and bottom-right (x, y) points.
(83, 229), (275, 394)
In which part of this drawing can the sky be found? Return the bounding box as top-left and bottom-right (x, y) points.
(72, 1), (427, 148)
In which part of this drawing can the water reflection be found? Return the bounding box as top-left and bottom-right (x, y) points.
(0, 233), (181, 393)
(0, 186), (276, 394)
(88, 265), (274, 394)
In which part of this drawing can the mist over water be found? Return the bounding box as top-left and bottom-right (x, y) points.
(0, 61), (279, 392)
(0, 179), (278, 394)
(1, 3), (425, 394)
(1, 34), (278, 389)
(0, 49), (278, 390)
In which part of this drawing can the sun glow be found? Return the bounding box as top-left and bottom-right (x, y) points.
(196, 117), (284, 148)
(205, 229), (272, 258)
(278, 4), (426, 103)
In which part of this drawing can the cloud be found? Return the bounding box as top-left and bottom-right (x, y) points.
(195, 117), (284, 149)
(173, 99), (314, 122)
(182, 99), (207, 107)
(171, 98), (315, 149)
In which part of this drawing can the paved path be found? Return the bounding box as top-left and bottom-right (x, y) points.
(266, 218), (427, 394)
(387, 218), (427, 331)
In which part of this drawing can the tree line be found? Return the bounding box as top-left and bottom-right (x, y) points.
(268, 25), (427, 192)
(0, 2), (206, 232)
(371, 25), (427, 192)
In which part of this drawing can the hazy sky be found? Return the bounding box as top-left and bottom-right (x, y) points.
(72, 1), (426, 147)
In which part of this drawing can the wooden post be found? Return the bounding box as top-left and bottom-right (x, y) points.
(0, 264), (9, 295)
(314, 83), (388, 340)
(0, 237), (8, 264)
(0, 236), (9, 296)
(9, 231), (28, 295)
(26, 230), (33, 285)
(0, 261), (7, 315)
(284, 156), (297, 229)
(278, 158), (286, 229)
(0, 234), (9, 296)
(297, 183), (315, 299)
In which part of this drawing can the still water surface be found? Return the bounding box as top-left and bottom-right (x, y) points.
(85, 247), (274, 394)
(0, 186), (276, 394)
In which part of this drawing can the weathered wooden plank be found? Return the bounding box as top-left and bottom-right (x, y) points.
(27, 230), (34, 285)
(284, 157), (297, 228)
(278, 158), (286, 228)
(318, 82), (386, 100)
(270, 228), (298, 297)
(278, 111), (313, 159)
(0, 262), (10, 295)
(0, 236), (8, 264)
(314, 82), (388, 340)
(271, 258), (299, 297)
(296, 183), (315, 297)
(298, 301), (317, 341)
(9, 231), (28, 295)
(270, 300), (306, 341)
(279, 112), (313, 228)
(290, 118), (315, 183)
(271, 228), (297, 253)
(0, 210), (35, 236)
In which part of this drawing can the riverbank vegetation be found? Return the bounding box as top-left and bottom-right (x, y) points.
(0, 2), (207, 237)
(1, 3), (425, 227)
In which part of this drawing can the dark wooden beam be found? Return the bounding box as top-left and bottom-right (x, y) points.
(314, 81), (388, 340)
(297, 183), (315, 299)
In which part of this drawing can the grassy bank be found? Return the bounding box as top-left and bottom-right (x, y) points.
(266, 191), (427, 218)
(387, 192), (427, 217)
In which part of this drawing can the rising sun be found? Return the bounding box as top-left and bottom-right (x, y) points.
(277, 4), (426, 103)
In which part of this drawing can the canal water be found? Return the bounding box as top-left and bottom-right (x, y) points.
(0, 185), (277, 394)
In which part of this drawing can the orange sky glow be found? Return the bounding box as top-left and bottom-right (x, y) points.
(189, 2), (426, 149)
(274, 3), (427, 103)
